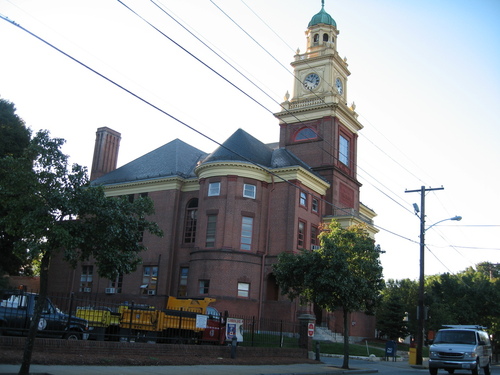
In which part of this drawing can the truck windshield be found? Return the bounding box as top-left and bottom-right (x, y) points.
(434, 330), (476, 345)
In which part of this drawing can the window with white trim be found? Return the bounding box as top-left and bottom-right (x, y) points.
(339, 135), (349, 166)
(205, 214), (217, 247)
(298, 220), (306, 248)
(183, 199), (198, 244)
(240, 216), (253, 250)
(141, 266), (158, 295)
(243, 184), (256, 199)
(237, 282), (250, 298)
(80, 265), (93, 292)
(299, 191), (307, 207)
(178, 267), (188, 297)
(199, 280), (210, 295)
(312, 198), (319, 213)
(208, 182), (221, 196)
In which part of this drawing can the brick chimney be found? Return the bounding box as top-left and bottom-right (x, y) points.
(90, 127), (121, 181)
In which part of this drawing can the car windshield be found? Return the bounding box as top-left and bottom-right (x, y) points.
(434, 330), (476, 345)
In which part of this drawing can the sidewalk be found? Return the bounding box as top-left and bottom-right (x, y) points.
(0, 355), (395, 375)
(0, 362), (377, 375)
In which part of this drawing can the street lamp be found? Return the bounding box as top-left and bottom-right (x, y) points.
(414, 209), (462, 365)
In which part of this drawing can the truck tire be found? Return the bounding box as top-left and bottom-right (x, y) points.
(429, 368), (437, 375)
(484, 361), (491, 375)
(64, 331), (81, 340)
(471, 360), (479, 375)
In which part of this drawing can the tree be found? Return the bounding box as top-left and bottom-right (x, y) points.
(273, 221), (384, 369)
(376, 292), (409, 340)
(0, 130), (162, 375)
(0, 98), (32, 280)
(426, 266), (500, 331)
(0, 98), (30, 157)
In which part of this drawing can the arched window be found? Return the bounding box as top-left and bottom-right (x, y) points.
(183, 199), (198, 243)
(313, 34), (319, 44)
(323, 33), (329, 42)
(294, 127), (318, 142)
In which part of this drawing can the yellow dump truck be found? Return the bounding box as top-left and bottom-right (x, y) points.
(76, 296), (225, 344)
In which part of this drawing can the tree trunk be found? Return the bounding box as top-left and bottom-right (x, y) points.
(342, 307), (350, 369)
(18, 252), (50, 375)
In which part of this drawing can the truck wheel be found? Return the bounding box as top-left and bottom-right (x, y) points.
(483, 361), (491, 375)
(471, 360), (479, 375)
(64, 332), (81, 340)
(429, 368), (437, 375)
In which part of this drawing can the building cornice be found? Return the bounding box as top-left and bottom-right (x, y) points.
(197, 161), (330, 195)
(100, 161), (330, 197)
(101, 176), (199, 196)
(275, 97), (362, 134)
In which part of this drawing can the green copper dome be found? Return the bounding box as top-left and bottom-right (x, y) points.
(308, 1), (336, 28)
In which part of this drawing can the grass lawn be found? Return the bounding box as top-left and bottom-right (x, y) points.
(314, 341), (386, 357)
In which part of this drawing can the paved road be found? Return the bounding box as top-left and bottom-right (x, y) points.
(0, 357), (498, 375)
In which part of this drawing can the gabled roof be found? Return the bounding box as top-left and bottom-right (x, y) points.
(91, 139), (208, 186)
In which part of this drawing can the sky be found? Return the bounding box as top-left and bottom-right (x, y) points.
(0, 0), (499, 281)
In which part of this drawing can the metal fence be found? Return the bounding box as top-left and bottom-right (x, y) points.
(231, 313), (300, 348)
(1, 290), (301, 348)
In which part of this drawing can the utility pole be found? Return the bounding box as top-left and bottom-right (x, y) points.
(405, 186), (444, 365)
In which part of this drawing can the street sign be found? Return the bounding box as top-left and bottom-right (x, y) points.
(308, 322), (315, 337)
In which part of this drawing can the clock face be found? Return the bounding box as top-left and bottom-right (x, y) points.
(303, 73), (320, 90)
(335, 78), (343, 94)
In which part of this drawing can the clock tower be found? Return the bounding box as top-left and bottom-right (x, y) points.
(275, 1), (365, 219)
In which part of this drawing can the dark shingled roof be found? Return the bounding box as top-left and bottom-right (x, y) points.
(201, 128), (327, 183)
(91, 129), (327, 186)
(201, 128), (273, 167)
(91, 139), (208, 186)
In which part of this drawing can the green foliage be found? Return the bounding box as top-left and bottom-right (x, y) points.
(0, 129), (163, 280)
(273, 221), (385, 314)
(0, 98), (32, 276)
(0, 127), (162, 374)
(376, 292), (409, 340)
(381, 262), (500, 338)
(425, 265), (500, 332)
(377, 279), (417, 339)
(0, 98), (31, 157)
(273, 221), (384, 369)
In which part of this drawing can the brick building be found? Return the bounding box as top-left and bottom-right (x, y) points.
(48, 3), (378, 338)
